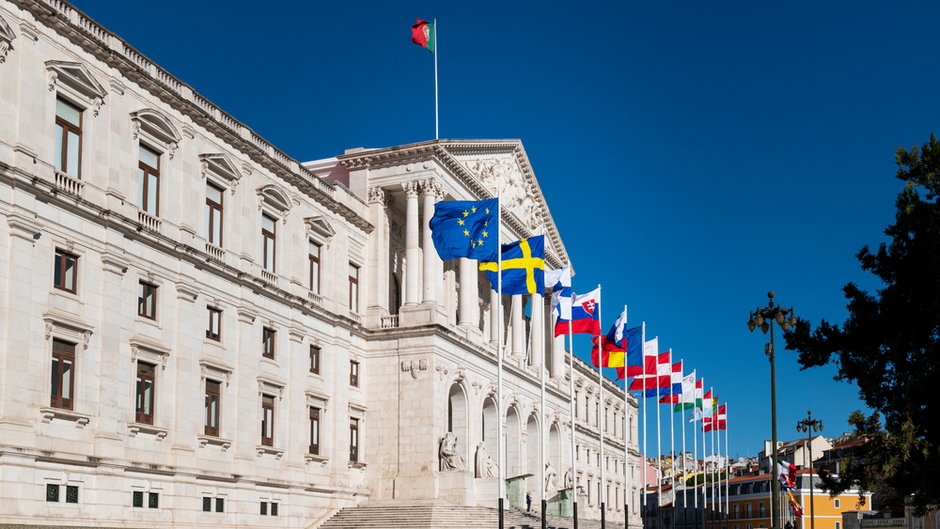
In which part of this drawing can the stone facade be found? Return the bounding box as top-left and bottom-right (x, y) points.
(0, 0), (642, 527)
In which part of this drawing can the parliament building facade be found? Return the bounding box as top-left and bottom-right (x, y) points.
(0, 1), (642, 527)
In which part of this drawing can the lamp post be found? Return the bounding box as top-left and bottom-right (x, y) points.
(747, 291), (796, 529)
(797, 411), (824, 529)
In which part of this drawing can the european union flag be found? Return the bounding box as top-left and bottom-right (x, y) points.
(479, 235), (545, 295)
(429, 198), (498, 261)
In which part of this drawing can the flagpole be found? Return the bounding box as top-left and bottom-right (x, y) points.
(568, 308), (577, 529)
(433, 18), (439, 140)
(669, 356), (676, 529)
(724, 405), (730, 520)
(714, 405), (720, 526)
(596, 284), (605, 529)
(656, 346), (663, 528)
(641, 322), (648, 529)
(496, 191), (504, 529)
(692, 388), (698, 524)
(623, 305), (629, 524)
(539, 229), (547, 529)
(702, 400), (707, 529)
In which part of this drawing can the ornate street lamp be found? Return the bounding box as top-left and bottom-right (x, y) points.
(797, 411), (824, 529)
(747, 291), (797, 529)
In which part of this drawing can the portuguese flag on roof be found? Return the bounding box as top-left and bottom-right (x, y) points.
(411, 19), (435, 53)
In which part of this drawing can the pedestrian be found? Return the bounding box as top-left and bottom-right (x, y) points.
(526, 491), (532, 512)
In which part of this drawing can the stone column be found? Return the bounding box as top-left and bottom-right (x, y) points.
(511, 295), (524, 358)
(402, 181), (421, 306)
(367, 187), (390, 319)
(457, 258), (478, 328)
(421, 179), (443, 305)
(530, 292), (544, 369)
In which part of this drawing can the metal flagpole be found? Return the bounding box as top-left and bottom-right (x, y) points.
(568, 307), (577, 529)
(725, 405), (730, 519)
(539, 231), (547, 529)
(702, 402), (707, 529)
(433, 18), (439, 140)
(496, 191), (504, 529)
(623, 305), (629, 522)
(656, 347), (663, 525)
(641, 323), (648, 528)
(669, 356), (676, 529)
(596, 285), (605, 529)
(714, 406), (721, 526)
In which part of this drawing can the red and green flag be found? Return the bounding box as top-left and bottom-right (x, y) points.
(411, 19), (435, 53)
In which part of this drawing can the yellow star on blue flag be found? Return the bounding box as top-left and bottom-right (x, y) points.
(429, 198), (498, 260)
(479, 235), (545, 295)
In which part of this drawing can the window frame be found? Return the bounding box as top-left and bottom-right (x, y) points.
(309, 406), (320, 455)
(54, 97), (83, 178)
(261, 394), (275, 447)
(50, 338), (76, 410)
(53, 248), (78, 294)
(308, 241), (321, 293)
(349, 360), (359, 387)
(138, 145), (161, 216)
(309, 345), (320, 375)
(206, 182), (224, 246)
(261, 213), (276, 272)
(349, 417), (360, 463)
(135, 362), (156, 425)
(137, 281), (157, 320)
(206, 307), (222, 341)
(262, 327), (276, 359)
(204, 379), (221, 437)
(348, 262), (360, 312)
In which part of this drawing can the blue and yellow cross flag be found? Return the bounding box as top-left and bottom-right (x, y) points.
(479, 235), (545, 295)
(429, 198), (499, 261)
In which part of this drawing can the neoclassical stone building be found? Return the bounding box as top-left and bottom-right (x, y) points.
(0, 1), (642, 527)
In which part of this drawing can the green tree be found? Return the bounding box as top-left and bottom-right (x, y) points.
(785, 133), (940, 513)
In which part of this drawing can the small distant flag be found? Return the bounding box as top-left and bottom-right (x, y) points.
(411, 19), (435, 53)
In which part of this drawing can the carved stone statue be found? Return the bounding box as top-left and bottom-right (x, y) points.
(475, 441), (498, 478)
(439, 432), (465, 471)
(545, 461), (558, 492)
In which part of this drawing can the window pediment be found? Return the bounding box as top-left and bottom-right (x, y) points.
(304, 215), (335, 241)
(256, 184), (292, 216)
(199, 153), (242, 187)
(0, 15), (14, 63)
(129, 336), (171, 369)
(131, 108), (181, 158)
(45, 60), (107, 115)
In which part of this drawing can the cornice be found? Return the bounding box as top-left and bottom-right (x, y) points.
(9, 0), (372, 234)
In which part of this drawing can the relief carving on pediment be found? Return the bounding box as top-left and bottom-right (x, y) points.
(463, 157), (542, 231)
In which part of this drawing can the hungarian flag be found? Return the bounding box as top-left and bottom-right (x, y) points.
(677, 377), (703, 412)
(411, 19), (435, 53)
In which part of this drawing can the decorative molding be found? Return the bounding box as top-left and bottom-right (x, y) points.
(199, 358), (233, 386)
(6, 212), (42, 242)
(400, 358), (427, 380)
(39, 407), (91, 428)
(0, 14), (14, 63)
(367, 186), (390, 206)
(43, 310), (93, 350)
(199, 153), (242, 189)
(129, 336), (171, 370)
(45, 60), (107, 116)
(128, 422), (168, 440)
(236, 306), (257, 324)
(130, 108), (181, 158)
(197, 435), (231, 451)
(422, 178), (444, 199)
(256, 374), (285, 400)
(402, 180), (420, 198)
(304, 215), (335, 241)
(256, 183), (292, 220)
(174, 280), (199, 302)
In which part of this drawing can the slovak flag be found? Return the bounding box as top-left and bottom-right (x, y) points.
(555, 287), (601, 336)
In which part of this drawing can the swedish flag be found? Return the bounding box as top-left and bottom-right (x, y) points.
(479, 235), (545, 295)
(429, 198), (498, 261)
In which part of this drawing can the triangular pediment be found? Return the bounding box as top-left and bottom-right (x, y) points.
(45, 60), (107, 101)
(199, 153), (242, 183)
(304, 215), (336, 240)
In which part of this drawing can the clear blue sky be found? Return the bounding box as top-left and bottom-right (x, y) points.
(75, 0), (940, 460)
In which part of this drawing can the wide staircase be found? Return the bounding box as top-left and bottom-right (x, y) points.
(315, 501), (627, 529)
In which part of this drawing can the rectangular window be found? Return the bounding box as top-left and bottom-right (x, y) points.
(758, 502), (765, 517)
(54, 98), (82, 177)
(46, 484), (60, 502)
(50, 339), (75, 410)
(350, 360), (359, 387)
(206, 307), (221, 341)
(262, 327), (276, 359)
(261, 394), (275, 446)
(65, 485), (78, 504)
(206, 182), (223, 246)
(261, 214), (276, 272)
(260, 501), (267, 515)
(308, 241), (321, 293)
(348, 263), (359, 312)
(271, 502), (278, 516)
(309, 407), (320, 455)
(138, 281), (157, 319)
(148, 492), (159, 509)
(215, 498), (224, 513)
(309, 345), (320, 375)
(349, 417), (359, 463)
(834, 499), (841, 509)
(835, 523), (841, 529)
(138, 145), (160, 215)
(54, 249), (78, 293)
(202, 497), (211, 512)
(135, 362), (156, 424)
(133, 491), (144, 507)
(205, 380), (221, 436)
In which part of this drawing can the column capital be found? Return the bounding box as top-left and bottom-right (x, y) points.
(402, 180), (421, 198)
(367, 186), (390, 206)
(422, 178), (444, 200)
